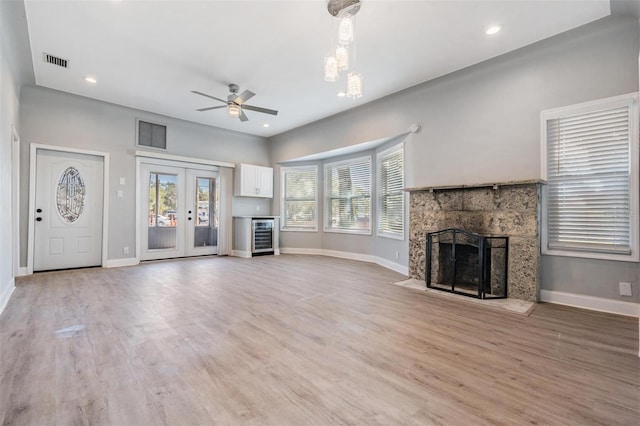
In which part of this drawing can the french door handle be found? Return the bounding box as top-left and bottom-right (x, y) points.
(36, 217), (42, 222)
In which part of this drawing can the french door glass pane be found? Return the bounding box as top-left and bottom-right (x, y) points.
(194, 177), (217, 248)
(148, 173), (177, 249)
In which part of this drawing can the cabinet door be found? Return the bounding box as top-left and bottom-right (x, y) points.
(241, 164), (259, 196)
(257, 166), (273, 197)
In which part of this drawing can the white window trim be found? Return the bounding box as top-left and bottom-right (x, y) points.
(280, 165), (319, 232)
(324, 155), (372, 236)
(540, 92), (639, 262)
(376, 143), (405, 241)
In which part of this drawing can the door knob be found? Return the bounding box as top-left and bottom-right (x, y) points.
(36, 208), (42, 213)
(188, 217), (192, 221)
(36, 217), (42, 222)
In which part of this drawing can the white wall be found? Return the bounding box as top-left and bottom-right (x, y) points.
(19, 86), (271, 265)
(270, 15), (640, 301)
(0, 0), (35, 312)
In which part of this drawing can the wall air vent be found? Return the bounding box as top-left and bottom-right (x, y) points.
(43, 53), (69, 68)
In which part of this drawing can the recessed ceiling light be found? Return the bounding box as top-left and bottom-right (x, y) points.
(84, 76), (97, 84)
(485, 25), (502, 35)
(263, 123), (270, 128)
(337, 91), (346, 97)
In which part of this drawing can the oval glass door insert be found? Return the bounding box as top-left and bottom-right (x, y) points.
(56, 166), (86, 223)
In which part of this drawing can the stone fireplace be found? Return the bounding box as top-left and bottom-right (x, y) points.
(408, 181), (542, 302)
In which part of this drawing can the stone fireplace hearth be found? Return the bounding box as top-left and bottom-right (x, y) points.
(408, 181), (542, 302)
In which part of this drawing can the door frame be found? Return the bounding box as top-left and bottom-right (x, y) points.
(27, 143), (110, 275)
(135, 153), (230, 262)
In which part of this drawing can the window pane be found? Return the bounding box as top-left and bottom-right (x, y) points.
(325, 157), (371, 233)
(282, 166), (318, 230)
(544, 101), (633, 255)
(196, 177), (211, 227)
(377, 145), (404, 237)
(148, 173), (177, 250)
(194, 177), (217, 247)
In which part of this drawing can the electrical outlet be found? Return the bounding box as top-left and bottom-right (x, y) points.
(619, 282), (632, 297)
(123, 246), (129, 255)
(256, 205), (260, 211)
(395, 251), (399, 260)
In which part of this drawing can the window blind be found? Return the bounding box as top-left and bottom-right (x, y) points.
(546, 105), (631, 254)
(377, 145), (404, 237)
(325, 156), (371, 233)
(281, 166), (318, 230)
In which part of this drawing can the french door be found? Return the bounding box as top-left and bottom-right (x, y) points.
(140, 163), (218, 260)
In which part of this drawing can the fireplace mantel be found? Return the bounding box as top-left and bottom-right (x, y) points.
(405, 179), (545, 193)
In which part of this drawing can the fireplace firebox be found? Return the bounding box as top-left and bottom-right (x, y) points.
(426, 229), (508, 299)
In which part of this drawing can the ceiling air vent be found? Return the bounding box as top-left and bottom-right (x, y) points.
(43, 53), (69, 68)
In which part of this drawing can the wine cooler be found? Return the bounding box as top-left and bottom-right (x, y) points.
(251, 218), (275, 254)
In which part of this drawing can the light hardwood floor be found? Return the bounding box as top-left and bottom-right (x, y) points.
(1, 255), (638, 425)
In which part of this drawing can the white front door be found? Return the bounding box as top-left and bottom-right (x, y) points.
(140, 163), (218, 260)
(34, 150), (104, 271)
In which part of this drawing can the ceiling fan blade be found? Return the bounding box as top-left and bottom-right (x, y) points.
(242, 104), (278, 116)
(239, 110), (249, 122)
(191, 90), (227, 104)
(196, 105), (226, 112)
(235, 90), (255, 105)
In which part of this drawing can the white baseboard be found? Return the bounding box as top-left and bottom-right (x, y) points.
(279, 247), (322, 256)
(375, 256), (409, 275)
(540, 290), (639, 318)
(232, 250), (252, 258)
(103, 258), (140, 268)
(0, 278), (16, 315)
(280, 247), (409, 276)
(17, 267), (28, 277)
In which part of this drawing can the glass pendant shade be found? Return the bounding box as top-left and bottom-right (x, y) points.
(324, 54), (338, 82)
(338, 16), (354, 44)
(228, 103), (241, 117)
(346, 72), (363, 99)
(336, 46), (349, 71)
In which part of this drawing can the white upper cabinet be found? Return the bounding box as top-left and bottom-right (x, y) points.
(234, 163), (273, 198)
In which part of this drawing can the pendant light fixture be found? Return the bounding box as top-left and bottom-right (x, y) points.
(324, 0), (363, 98)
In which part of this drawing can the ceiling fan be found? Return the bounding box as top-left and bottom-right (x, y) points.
(191, 84), (278, 122)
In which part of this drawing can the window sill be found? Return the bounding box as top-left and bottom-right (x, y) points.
(324, 228), (372, 236)
(542, 248), (639, 263)
(376, 231), (405, 241)
(280, 227), (318, 233)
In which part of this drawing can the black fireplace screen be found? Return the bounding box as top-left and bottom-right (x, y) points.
(426, 229), (508, 299)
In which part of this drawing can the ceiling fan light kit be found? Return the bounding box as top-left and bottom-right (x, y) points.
(324, 0), (363, 98)
(227, 103), (241, 118)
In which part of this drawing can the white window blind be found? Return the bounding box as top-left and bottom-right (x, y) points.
(325, 156), (371, 234)
(543, 95), (637, 258)
(377, 144), (404, 238)
(281, 166), (318, 231)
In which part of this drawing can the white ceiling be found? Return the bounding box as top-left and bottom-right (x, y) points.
(24, 0), (611, 138)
